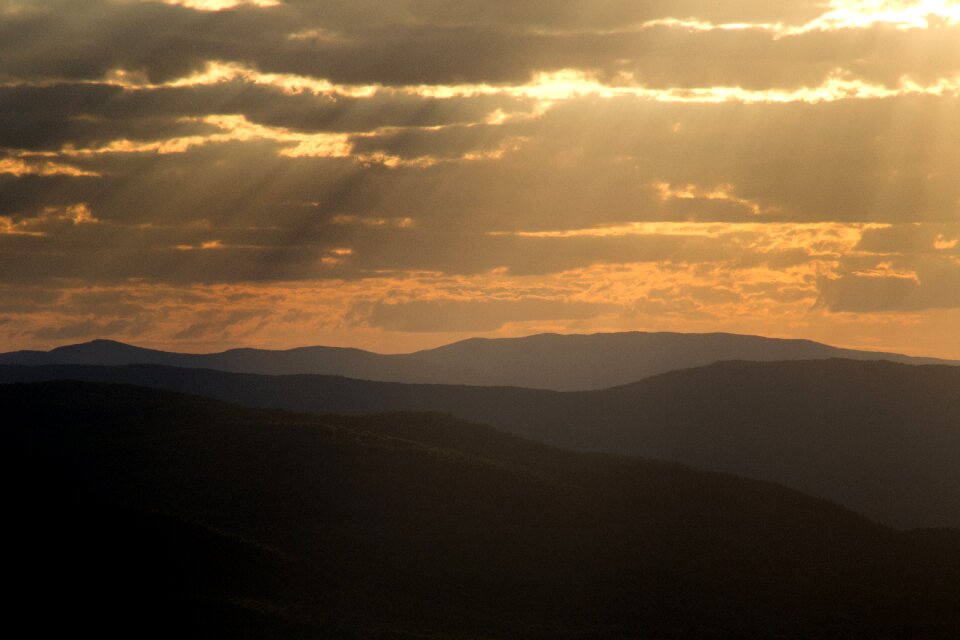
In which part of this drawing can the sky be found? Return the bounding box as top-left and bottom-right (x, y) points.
(3, 0), (960, 356)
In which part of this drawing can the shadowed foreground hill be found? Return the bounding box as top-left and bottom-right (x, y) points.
(3, 359), (960, 529)
(1, 331), (954, 390)
(5, 381), (960, 638)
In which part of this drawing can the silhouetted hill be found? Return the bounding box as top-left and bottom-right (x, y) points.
(3, 359), (959, 529)
(0, 338), (488, 385)
(1, 331), (954, 390)
(408, 331), (956, 390)
(5, 380), (960, 638)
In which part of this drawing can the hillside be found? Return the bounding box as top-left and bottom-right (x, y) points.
(1, 331), (954, 390)
(3, 359), (959, 529)
(5, 380), (960, 638)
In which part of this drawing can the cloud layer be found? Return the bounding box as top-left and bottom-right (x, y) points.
(2, 0), (960, 355)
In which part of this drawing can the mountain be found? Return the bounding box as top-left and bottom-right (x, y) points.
(1, 331), (955, 390)
(3, 359), (959, 529)
(406, 331), (957, 390)
(0, 338), (490, 385)
(6, 380), (960, 638)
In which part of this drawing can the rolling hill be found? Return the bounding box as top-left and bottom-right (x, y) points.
(3, 359), (958, 529)
(5, 380), (960, 638)
(1, 331), (954, 390)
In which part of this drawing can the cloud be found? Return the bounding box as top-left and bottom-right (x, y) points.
(0, 80), (533, 152)
(817, 255), (960, 312)
(1, 1), (957, 90)
(856, 224), (960, 255)
(3, 0), (960, 354)
(362, 298), (618, 332)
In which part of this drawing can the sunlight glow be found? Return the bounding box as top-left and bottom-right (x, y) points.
(161, 0), (280, 10)
(934, 234), (960, 249)
(654, 182), (773, 216)
(175, 240), (226, 251)
(0, 216), (44, 236)
(330, 215), (416, 229)
(850, 261), (921, 281)
(56, 114), (353, 158)
(810, 0), (960, 30)
(117, 61), (378, 98)
(0, 203), (98, 237)
(47, 112), (529, 168)
(0, 155), (100, 177)
(104, 60), (960, 107)
(81, 54), (960, 120)
(490, 222), (888, 257)
(645, 0), (960, 34)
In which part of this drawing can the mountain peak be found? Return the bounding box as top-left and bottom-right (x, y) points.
(55, 338), (136, 350)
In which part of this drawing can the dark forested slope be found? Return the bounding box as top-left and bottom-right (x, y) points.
(3, 359), (959, 529)
(5, 381), (960, 638)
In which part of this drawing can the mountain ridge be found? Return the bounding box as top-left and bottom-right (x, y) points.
(1, 330), (956, 390)
(4, 357), (960, 529)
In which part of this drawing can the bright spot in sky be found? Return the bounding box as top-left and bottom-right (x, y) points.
(817, 0), (960, 29)
(163, 0), (279, 11)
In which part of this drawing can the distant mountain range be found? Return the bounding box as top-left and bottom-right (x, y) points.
(4, 358), (959, 529)
(8, 380), (960, 638)
(1, 331), (955, 390)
